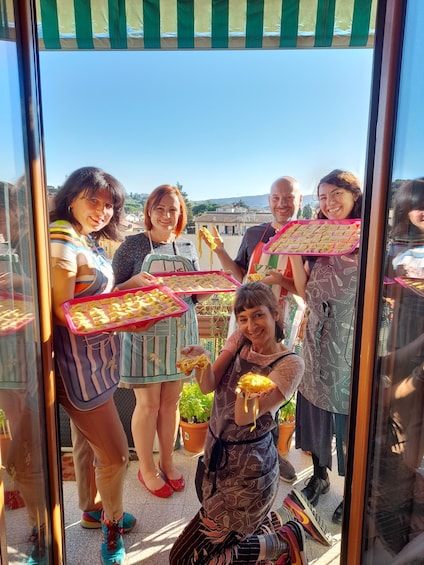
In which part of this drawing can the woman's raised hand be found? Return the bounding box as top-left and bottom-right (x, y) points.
(199, 226), (223, 251)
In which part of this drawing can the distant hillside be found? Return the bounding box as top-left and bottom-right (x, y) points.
(193, 194), (316, 209)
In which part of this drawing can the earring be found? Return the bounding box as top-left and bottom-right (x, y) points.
(68, 206), (73, 214)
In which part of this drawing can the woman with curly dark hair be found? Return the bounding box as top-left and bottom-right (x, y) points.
(288, 169), (363, 525)
(50, 166), (149, 565)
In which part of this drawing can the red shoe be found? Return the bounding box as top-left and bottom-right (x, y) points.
(137, 470), (173, 498)
(158, 462), (185, 491)
(4, 490), (25, 510)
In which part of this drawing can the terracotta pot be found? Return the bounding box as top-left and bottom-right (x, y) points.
(197, 315), (230, 339)
(277, 421), (295, 456)
(180, 420), (209, 453)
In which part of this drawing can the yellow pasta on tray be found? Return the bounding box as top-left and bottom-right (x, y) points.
(395, 276), (424, 298)
(0, 292), (34, 336)
(153, 271), (240, 294)
(62, 286), (188, 335)
(263, 219), (361, 256)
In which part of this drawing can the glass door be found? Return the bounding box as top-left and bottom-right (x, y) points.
(0, 2), (59, 563)
(358, 1), (424, 562)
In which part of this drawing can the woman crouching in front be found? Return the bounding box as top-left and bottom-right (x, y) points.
(170, 282), (307, 565)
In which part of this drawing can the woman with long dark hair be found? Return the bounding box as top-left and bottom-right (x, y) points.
(50, 166), (149, 565)
(287, 169), (363, 525)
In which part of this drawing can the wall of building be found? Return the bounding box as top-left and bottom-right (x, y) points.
(185, 233), (242, 271)
(102, 233), (243, 273)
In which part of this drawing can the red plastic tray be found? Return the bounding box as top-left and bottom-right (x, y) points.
(395, 277), (424, 298)
(62, 285), (189, 336)
(152, 271), (240, 294)
(263, 219), (361, 256)
(0, 292), (34, 336)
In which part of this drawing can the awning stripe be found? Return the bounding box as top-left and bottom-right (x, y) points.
(315, 0), (336, 48)
(40, 0), (61, 49)
(28, 0), (377, 51)
(144, 0), (161, 49)
(75, 0), (94, 49)
(350, 0), (373, 46)
(246, 0), (264, 49)
(108, 0), (128, 48)
(212, 0), (229, 48)
(0, 2), (12, 40)
(280, 0), (299, 48)
(177, 0), (195, 48)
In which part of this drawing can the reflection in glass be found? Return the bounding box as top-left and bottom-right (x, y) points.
(364, 3), (424, 562)
(0, 40), (50, 564)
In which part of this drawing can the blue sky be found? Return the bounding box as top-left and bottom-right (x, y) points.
(37, 48), (374, 201)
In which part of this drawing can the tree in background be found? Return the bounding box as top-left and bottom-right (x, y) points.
(175, 182), (196, 232)
(192, 202), (219, 216)
(301, 203), (313, 219)
(232, 199), (248, 208)
(175, 182), (193, 222)
(123, 192), (147, 216)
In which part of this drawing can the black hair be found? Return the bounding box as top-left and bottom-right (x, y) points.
(316, 169), (363, 220)
(50, 166), (126, 241)
(391, 178), (424, 241)
(233, 282), (285, 342)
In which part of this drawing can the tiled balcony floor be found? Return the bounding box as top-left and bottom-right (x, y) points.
(62, 444), (345, 564)
(5, 438), (396, 563)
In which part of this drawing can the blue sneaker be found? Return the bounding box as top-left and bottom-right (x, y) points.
(101, 514), (125, 565)
(27, 525), (47, 565)
(82, 509), (136, 533)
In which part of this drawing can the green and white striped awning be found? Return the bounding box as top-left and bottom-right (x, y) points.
(4, 0), (377, 50)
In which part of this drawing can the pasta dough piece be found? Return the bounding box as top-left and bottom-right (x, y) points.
(198, 227), (216, 269)
(176, 353), (210, 380)
(247, 273), (264, 282)
(237, 372), (275, 431)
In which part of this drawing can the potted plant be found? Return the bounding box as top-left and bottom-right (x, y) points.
(0, 408), (11, 439)
(179, 381), (214, 453)
(277, 396), (296, 456)
(196, 293), (234, 340)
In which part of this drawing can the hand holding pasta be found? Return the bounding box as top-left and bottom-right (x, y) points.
(246, 273), (264, 282)
(176, 353), (210, 377)
(198, 227), (220, 270)
(198, 227), (217, 251)
(236, 372), (276, 431)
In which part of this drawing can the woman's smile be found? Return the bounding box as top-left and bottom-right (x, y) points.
(236, 305), (279, 354)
